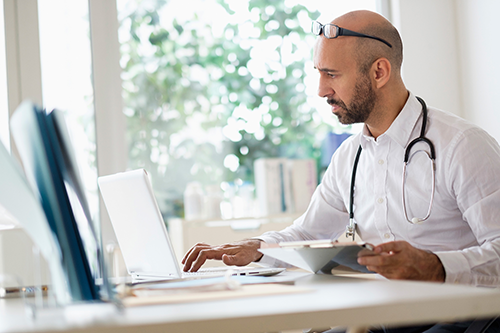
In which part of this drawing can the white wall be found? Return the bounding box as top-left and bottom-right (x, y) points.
(391, 0), (463, 116)
(456, 0), (500, 143)
(391, 0), (500, 143)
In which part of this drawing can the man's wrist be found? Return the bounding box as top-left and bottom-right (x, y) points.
(248, 238), (265, 262)
(429, 252), (446, 282)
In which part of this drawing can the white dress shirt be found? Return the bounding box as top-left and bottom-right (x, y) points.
(258, 92), (500, 287)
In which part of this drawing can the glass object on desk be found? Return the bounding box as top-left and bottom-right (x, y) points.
(205, 185), (223, 220)
(184, 183), (224, 221)
(220, 180), (257, 220)
(231, 182), (256, 219)
(184, 182), (205, 221)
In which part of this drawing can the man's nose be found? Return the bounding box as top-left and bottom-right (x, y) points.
(317, 75), (333, 98)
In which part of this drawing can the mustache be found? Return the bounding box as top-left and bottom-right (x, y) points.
(327, 98), (345, 108)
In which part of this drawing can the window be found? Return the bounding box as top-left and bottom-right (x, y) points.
(37, 0), (99, 219)
(0, 0), (9, 150)
(117, 0), (376, 220)
(4, 0), (378, 224)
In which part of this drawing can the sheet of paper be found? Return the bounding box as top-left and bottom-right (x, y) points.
(134, 275), (292, 290)
(122, 284), (311, 307)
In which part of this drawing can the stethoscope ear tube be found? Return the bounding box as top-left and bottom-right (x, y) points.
(405, 97), (435, 162)
(404, 137), (436, 162)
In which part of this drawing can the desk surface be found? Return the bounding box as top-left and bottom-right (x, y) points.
(1, 271), (500, 333)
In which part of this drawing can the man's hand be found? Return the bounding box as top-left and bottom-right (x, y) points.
(181, 239), (264, 272)
(357, 240), (445, 282)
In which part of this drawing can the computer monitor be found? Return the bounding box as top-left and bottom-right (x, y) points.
(0, 136), (69, 304)
(10, 100), (109, 302)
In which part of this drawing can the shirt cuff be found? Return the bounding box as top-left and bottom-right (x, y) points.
(256, 253), (278, 266)
(435, 251), (471, 284)
(251, 236), (281, 267)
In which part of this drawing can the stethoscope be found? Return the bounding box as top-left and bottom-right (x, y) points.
(345, 97), (436, 241)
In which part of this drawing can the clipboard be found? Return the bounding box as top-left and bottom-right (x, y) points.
(258, 240), (375, 274)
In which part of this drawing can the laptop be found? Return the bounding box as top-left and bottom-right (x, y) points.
(97, 169), (284, 282)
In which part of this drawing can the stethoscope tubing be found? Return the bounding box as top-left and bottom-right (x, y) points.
(346, 96), (436, 240)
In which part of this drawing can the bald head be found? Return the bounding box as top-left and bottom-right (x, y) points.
(313, 10), (408, 136)
(330, 10), (403, 75)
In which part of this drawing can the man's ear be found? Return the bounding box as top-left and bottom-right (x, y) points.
(371, 58), (391, 89)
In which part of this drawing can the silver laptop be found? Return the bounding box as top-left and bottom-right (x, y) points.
(97, 169), (284, 282)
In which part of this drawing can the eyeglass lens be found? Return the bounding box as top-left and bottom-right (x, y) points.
(312, 22), (337, 38)
(312, 21), (322, 35)
(323, 24), (338, 39)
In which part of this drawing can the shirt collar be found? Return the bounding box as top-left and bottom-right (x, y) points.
(360, 92), (423, 149)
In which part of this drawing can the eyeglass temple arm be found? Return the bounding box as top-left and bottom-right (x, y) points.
(337, 27), (393, 48)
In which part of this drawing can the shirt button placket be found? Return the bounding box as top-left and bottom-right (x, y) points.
(373, 141), (391, 241)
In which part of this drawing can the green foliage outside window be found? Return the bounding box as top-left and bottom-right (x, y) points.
(119, 0), (338, 218)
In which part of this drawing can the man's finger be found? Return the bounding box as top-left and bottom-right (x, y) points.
(358, 251), (394, 267)
(222, 252), (250, 266)
(222, 253), (235, 265)
(183, 246), (209, 271)
(190, 248), (224, 272)
(373, 240), (406, 254)
(182, 239), (264, 272)
(181, 247), (195, 264)
(181, 242), (209, 264)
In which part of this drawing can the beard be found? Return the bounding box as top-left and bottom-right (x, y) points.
(327, 74), (377, 125)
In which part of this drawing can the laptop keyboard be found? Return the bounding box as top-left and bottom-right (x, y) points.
(183, 270), (225, 277)
(183, 267), (261, 277)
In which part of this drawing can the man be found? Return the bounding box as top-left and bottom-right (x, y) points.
(182, 10), (500, 332)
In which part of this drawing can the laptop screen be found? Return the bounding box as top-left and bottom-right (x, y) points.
(98, 169), (182, 279)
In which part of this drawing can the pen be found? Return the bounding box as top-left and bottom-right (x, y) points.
(0, 285), (48, 298)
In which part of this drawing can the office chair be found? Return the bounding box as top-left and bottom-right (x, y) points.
(463, 317), (498, 333)
(304, 317), (499, 333)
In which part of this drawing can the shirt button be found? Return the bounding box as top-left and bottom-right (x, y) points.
(377, 198), (384, 204)
(384, 233), (391, 239)
(378, 159), (384, 165)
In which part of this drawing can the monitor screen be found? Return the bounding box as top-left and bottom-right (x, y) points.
(10, 101), (108, 302)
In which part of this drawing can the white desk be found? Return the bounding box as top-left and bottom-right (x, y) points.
(1, 272), (500, 333)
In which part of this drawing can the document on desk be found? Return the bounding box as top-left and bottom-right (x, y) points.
(259, 240), (375, 274)
(122, 276), (309, 307)
(131, 275), (293, 297)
